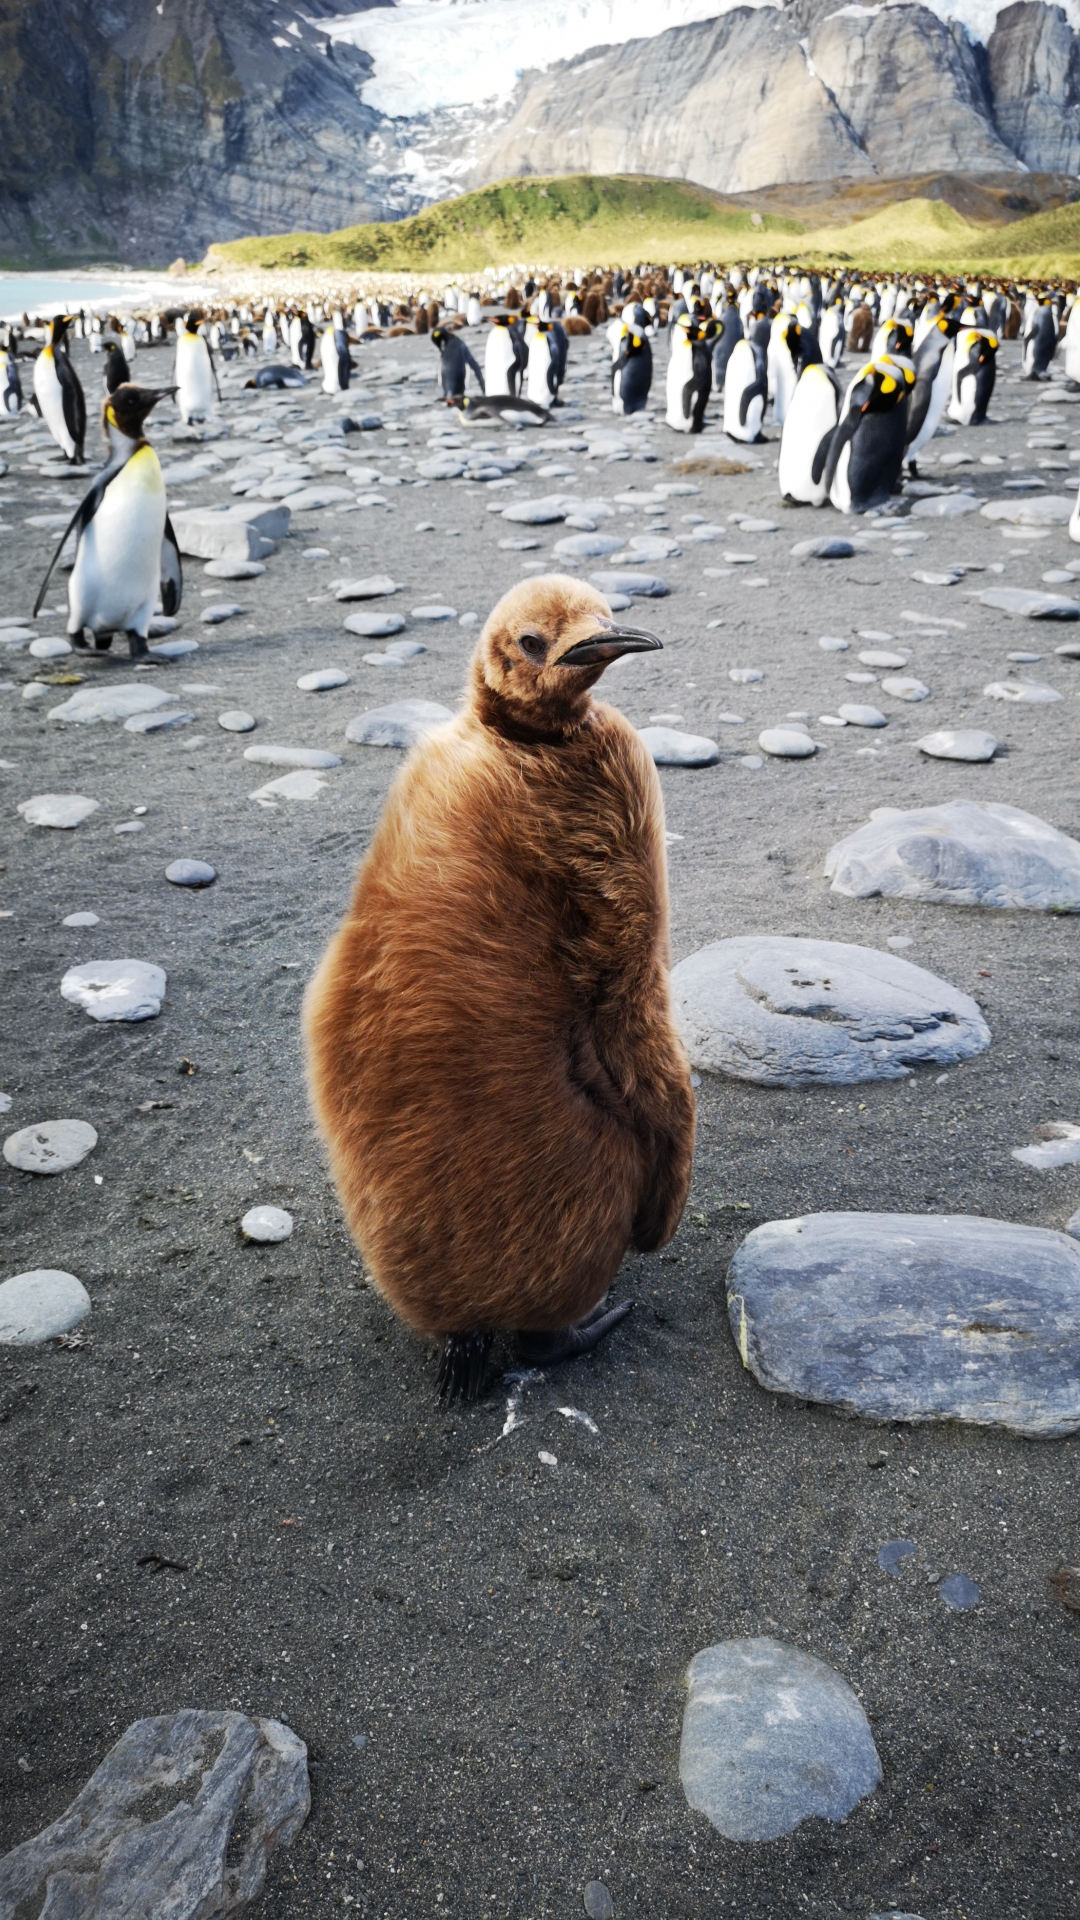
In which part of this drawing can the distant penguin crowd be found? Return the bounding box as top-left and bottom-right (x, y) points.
(2, 259), (1077, 536)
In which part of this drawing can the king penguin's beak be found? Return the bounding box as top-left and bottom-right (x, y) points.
(557, 623), (663, 667)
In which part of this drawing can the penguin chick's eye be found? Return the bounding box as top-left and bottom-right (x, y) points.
(517, 631), (547, 661)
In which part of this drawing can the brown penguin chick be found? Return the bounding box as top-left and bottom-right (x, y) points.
(303, 575), (695, 1401)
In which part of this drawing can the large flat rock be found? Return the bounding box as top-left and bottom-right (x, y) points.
(981, 495), (1073, 525)
(825, 800), (1080, 911)
(680, 1638), (881, 1842)
(0, 1709), (309, 1916)
(671, 938), (990, 1086)
(726, 1212), (1080, 1435)
(0, 1269), (91, 1343)
(345, 700), (454, 748)
(170, 502), (288, 561)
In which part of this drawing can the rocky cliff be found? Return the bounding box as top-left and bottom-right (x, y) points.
(1, 0), (1080, 263)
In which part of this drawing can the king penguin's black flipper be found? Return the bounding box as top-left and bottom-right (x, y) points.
(32, 468), (114, 618)
(436, 1331), (493, 1404)
(161, 514), (183, 615)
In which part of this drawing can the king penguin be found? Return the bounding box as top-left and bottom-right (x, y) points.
(0, 328), (22, 414)
(819, 301), (845, 369)
(904, 309), (959, 476)
(766, 309), (802, 427)
(1065, 296), (1080, 387)
(34, 383), (182, 660)
(175, 311), (217, 423)
(778, 361), (841, 506)
(948, 315), (997, 426)
(1022, 300), (1057, 381)
(303, 574), (694, 1402)
(33, 315), (86, 463)
(102, 338), (130, 394)
(484, 314), (527, 397)
(612, 324), (652, 415)
(524, 316), (558, 407)
(825, 354), (915, 513)
(665, 312), (713, 433)
(710, 294), (743, 392)
(432, 324), (485, 399)
(723, 327), (768, 443)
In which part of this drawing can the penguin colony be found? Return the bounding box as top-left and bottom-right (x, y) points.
(9, 257), (1080, 1399)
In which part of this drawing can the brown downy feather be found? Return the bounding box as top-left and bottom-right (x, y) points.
(303, 575), (695, 1339)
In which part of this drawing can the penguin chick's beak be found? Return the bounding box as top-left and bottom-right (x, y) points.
(557, 623), (663, 667)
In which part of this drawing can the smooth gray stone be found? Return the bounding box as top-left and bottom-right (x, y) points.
(297, 668), (350, 690)
(499, 536), (541, 551)
(343, 611), (407, 637)
(416, 455), (467, 479)
(149, 639), (199, 661)
(203, 558), (266, 579)
(758, 727), (816, 758)
(0, 1710), (309, 1915)
(200, 602), (245, 624)
(48, 684), (177, 725)
(981, 494), (1073, 524)
(243, 746), (341, 769)
(249, 769), (327, 802)
(977, 587), (1080, 619)
(124, 709), (195, 733)
(638, 726), (720, 767)
(909, 492), (983, 518)
(940, 1573), (981, 1610)
(727, 1211), (1080, 1435)
(409, 604), (456, 621)
(61, 959), (166, 1022)
(917, 729), (999, 761)
(281, 484), (353, 512)
(671, 937), (990, 1086)
(825, 800), (1080, 910)
(983, 678), (1061, 703)
(583, 1882), (614, 1920)
(63, 912), (100, 927)
(3, 1119), (98, 1173)
(336, 575), (398, 601)
(791, 536), (855, 559)
(881, 676), (930, 701)
(877, 1539), (917, 1577)
(680, 1638), (880, 1842)
(911, 567), (964, 585)
(218, 710), (256, 732)
(17, 793), (98, 829)
(171, 502), (287, 561)
(625, 533), (681, 558)
(588, 571), (668, 597)
(165, 859), (217, 888)
(241, 1205), (293, 1243)
(502, 496), (575, 524)
(838, 702), (887, 727)
(0, 1269), (91, 1343)
(553, 533), (624, 558)
(345, 699), (454, 748)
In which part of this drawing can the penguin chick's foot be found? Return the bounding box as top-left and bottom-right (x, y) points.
(125, 629), (149, 660)
(436, 1330), (494, 1405)
(516, 1297), (633, 1371)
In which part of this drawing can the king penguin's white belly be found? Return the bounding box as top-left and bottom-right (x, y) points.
(33, 350), (74, 458)
(176, 335), (214, 420)
(484, 330), (516, 395)
(525, 336), (551, 405)
(70, 449), (166, 637)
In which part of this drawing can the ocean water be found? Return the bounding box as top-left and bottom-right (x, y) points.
(0, 272), (203, 323)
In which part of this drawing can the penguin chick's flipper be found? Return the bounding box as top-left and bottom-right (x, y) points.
(517, 1298), (633, 1370)
(436, 1330), (494, 1405)
(161, 514), (183, 616)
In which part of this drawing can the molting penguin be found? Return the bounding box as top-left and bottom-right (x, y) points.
(612, 324), (652, 415)
(303, 575), (694, 1402)
(484, 314), (527, 397)
(723, 326), (768, 444)
(778, 361), (841, 506)
(175, 311), (217, 423)
(948, 317), (997, 425)
(432, 324), (485, 399)
(34, 383), (182, 660)
(825, 354), (914, 514)
(0, 329), (22, 414)
(1023, 300), (1057, 381)
(904, 309), (959, 476)
(33, 315), (86, 462)
(665, 313), (714, 434)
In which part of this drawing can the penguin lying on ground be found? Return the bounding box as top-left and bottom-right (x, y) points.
(34, 384), (182, 659)
(304, 575), (695, 1403)
(33, 315), (86, 462)
(244, 364), (307, 389)
(826, 354), (914, 513)
(432, 325), (485, 398)
(448, 392), (549, 424)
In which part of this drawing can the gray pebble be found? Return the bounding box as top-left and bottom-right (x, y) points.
(124, 709), (195, 733)
(917, 729), (999, 761)
(203, 559), (265, 579)
(218, 711), (256, 733)
(940, 1573), (981, 1611)
(17, 793), (98, 830)
(63, 912), (99, 927)
(297, 669), (350, 691)
(838, 703), (887, 727)
(200, 603), (246, 624)
(343, 611), (407, 638)
(60, 959), (166, 1022)
(243, 745), (341, 770)
(345, 700), (454, 748)
(409, 604), (456, 621)
(638, 726), (720, 767)
(877, 1539), (917, 1577)
(3, 1119), (98, 1174)
(0, 1268), (92, 1344)
(241, 1204), (293, 1243)
(759, 728), (815, 758)
(165, 859), (217, 888)
(583, 1883), (614, 1920)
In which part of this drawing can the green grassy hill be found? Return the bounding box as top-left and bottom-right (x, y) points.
(206, 174), (802, 274)
(206, 172), (1080, 280)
